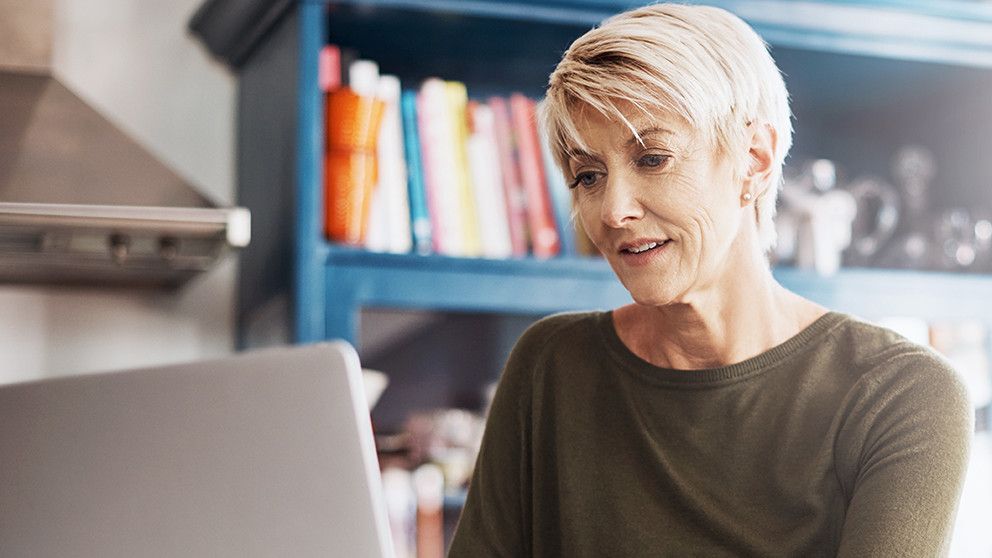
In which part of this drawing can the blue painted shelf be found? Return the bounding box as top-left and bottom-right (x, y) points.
(317, 244), (992, 344)
(320, 246), (630, 342)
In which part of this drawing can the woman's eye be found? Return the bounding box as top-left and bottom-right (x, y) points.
(637, 154), (669, 168)
(569, 171), (601, 190)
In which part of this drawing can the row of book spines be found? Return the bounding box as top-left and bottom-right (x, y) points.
(406, 81), (561, 259)
(319, 45), (595, 259)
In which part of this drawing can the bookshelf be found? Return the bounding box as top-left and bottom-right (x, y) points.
(209, 0), (992, 348)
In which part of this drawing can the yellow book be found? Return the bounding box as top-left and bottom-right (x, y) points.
(445, 81), (482, 257)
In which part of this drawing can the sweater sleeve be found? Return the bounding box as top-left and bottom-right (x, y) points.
(447, 319), (548, 558)
(835, 349), (973, 557)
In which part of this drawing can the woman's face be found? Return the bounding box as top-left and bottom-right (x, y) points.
(568, 106), (751, 307)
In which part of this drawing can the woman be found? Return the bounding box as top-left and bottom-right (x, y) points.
(449, 3), (972, 557)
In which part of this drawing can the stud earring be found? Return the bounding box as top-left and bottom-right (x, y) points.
(742, 192), (754, 202)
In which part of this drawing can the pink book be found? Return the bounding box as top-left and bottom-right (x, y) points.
(488, 97), (528, 257)
(417, 79), (454, 255)
(509, 94), (560, 258)
(318, 45), (341, 92)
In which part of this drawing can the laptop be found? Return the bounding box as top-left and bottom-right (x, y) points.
(0, 342), (394, 558)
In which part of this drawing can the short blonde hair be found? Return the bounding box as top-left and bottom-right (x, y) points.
(539, 3), (792, 252)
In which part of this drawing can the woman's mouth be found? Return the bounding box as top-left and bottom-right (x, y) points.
(618, 239), (671, 264)
(623, 241), (663, 254)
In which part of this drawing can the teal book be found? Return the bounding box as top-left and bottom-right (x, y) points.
(401, 90), (432, 255)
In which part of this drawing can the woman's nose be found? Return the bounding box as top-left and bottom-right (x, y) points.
(600, 174), (644, 228)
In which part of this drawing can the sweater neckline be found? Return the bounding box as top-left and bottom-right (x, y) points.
(596, 309), (848, 387)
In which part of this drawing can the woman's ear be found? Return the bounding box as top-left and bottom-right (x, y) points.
(742, 122), (777, 197)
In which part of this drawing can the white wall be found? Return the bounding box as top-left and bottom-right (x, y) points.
(0, 0), (238, 384)
(51, 0), (235, 204)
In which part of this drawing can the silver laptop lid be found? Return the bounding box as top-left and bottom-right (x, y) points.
(0, 341), (394, 558)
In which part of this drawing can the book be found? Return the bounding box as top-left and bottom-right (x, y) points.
(509, 94), (560, 258)
(488, 97), (528, 257)
(445, 82), (482, 257)
(467, 101), (513, 258)
(366, 74), (412, 254)
(417, 79), (463, 256)
(401, 90), (433, 255)
(538, 120), (577, 256)
(318, 45), (341, 92)
(365, 77), (391, 253)
(348, 59), (379, 97)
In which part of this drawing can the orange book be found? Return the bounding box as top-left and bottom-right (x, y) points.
(509, 94), (559, 258)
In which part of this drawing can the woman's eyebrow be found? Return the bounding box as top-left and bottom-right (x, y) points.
(567, 148), (599, 161)
(626, 127), (674, 146)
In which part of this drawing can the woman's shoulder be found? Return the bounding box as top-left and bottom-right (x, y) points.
(514, 311), (605, 356)
(829, 315), (973, 489)
(495, 311), (606, 400)
(831, 313), (947, 370)
(829, 313), (971, 416)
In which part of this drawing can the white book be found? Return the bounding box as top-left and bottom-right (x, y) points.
(348, 59), (379, 97)
(366, 75), (412, 254)
(346, 60), (389, 251)
(365, 160), (390, 253)
(467, 104), (512, 258)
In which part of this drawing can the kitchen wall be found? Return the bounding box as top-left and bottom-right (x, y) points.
(0, 0), (238, 384)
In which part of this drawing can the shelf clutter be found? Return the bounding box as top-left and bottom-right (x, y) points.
(376, 406), (487, 558)
(776, 150), (992, 276)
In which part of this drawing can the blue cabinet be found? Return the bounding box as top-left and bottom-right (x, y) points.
(214, 0), (992, 347)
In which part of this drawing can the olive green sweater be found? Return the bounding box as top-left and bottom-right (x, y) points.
(449, 311), (973, 557)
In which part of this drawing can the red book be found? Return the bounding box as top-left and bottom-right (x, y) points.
(488, 97), (529, 257)
(509, 94), (560, 258)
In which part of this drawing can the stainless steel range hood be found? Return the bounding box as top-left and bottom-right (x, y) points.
(0, 203), (249, 288)
(0, 2), (249, 289)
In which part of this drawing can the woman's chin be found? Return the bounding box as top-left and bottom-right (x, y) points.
(622, 280), (683, 308)
(610, 260), (686, 307)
